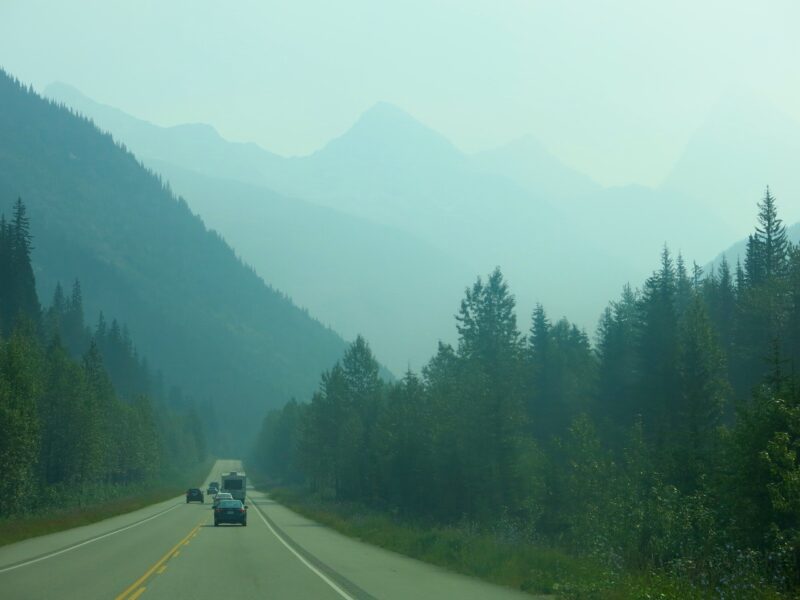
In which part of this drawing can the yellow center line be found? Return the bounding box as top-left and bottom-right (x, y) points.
(128, 588), (146, 600)
(115, 519), (205, 600)
(156, 566), (167, 575)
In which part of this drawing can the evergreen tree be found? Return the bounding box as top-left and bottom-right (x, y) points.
(374, 371), (433, 514)
(0, 324), (41, 514)
(673, 296), (728, 491)
(637, 246), (679, 451)
(340, 336), (383, 502)
(708, 255), (736, 356)
(528, 303), (552, 436)
(755, 187), (789, 280)
(675, 253), (693, 319)
(744, 234), (764, 287)
(596, 284), (640, 436)
(10, 198), (40, 326)
(63, 279), (87, 356)
(0, 200), (39, 336)
(455, 269), (527, 516)
(0, 215), (10, 335)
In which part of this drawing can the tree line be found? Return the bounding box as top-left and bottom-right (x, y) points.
(0, 199), (206, 517)
(252, 189), (800, 594)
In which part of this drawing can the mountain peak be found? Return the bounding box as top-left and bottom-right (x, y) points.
(315, 101), (462, 167)
(357, 101), (418, 125)
(661, 90), (800, 234)
(45, 81), (82, 100)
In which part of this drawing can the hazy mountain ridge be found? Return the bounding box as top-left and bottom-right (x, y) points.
(147, 158), (473, 371)
(45, 83), (796, 348)
(1, 72), (348, 449)
(45, 83), (635, 337)
(471, 135), (602, 202)
(45, 82), (284, 188)
(662, 94), (800, 237)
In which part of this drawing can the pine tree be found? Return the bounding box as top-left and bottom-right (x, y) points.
(673, 296), (728, 491)
(596, 285), (641, 445)
(637, 246), (679, 452)
(455, 269), (526, 516)
(0, 216), (10, 335)
(10, 198), (40, 326)
(755, 187), (789, 280)
(745, 234), (765, 287)
(0, 324), (41, 514)
(675, 253), (693, 319)
(736, 257), (746, 294)
(528, 303), (551, 436)
(340, 335), (383, 502)
(62, 279), (87, 356)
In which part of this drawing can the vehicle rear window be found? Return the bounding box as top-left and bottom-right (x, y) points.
(224, 480), (243, 490)
(219, 500), (242, 508)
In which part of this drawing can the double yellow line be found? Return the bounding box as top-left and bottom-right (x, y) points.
(115, 519), (205, 600)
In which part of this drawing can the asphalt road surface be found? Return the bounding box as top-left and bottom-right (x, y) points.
(0, 460), (541, 599)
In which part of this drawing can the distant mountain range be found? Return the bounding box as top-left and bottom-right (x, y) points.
(146, 159), (472, 371)
(44, 82), (798, 362)
(662, 94), (800, 237)
(0, 71), (349, 451)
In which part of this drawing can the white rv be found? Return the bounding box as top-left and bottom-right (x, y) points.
(220, 471), (247, 502)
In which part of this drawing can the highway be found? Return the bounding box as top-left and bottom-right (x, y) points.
(0, 460), (540, 599)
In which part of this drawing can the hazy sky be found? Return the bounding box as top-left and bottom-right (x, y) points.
(1, 0), (798, 186)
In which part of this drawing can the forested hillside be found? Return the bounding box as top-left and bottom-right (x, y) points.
(146, 159), (472, 372)
(0, 71), (348, 450)
(253, 190), (800, 596)
(0, 200), (205, 517)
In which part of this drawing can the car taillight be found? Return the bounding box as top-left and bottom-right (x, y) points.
(239, 508), (245, 513)
(215, 508), (221, 513)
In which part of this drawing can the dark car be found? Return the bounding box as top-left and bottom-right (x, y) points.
(214, 499), (247, 526)
(207, 484), (219, 495)
(212, 492), (233, 508)
(186, 488), (204, 503)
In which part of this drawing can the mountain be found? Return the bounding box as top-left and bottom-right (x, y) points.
(146, 158), (473, 372)
(472, 136), (736, 276)
(262, 102), (561, 253)
(44, 84), (656, 334)
(1, 71), (348, 451)
(45, 84), (474, 370)
(44, 82), (285, 187)
(471, 135), (601, 202)
(260, 105), (643, 329)
(662, 93), (800, 236)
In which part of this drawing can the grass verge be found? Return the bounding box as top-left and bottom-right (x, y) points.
(265, 486), (769, 599)
(0, 458), (214, 548)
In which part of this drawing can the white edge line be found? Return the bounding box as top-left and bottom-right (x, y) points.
(251, 497), (356, 600)
(0, 502), (183, 574)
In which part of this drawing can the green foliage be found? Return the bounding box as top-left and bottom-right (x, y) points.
(0, 69), (347, 453)
(252, 190), (800, 596)
(0, 201), (207, 518)
(0, 325), (41, 515)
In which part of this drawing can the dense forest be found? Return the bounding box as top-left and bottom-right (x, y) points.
(0, 199), (206, 517)
(253, 190), (800, 596)
(0, 70), (348, 452)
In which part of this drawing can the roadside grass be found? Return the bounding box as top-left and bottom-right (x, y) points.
(0, 458), (214, 548)
(266, 487), (753, 599)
